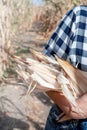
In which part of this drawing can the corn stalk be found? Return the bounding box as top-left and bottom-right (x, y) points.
(0, 0), (32, 79)
(0, 0), (11, 78)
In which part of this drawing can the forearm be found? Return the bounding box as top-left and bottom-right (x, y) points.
(46, 91), (87, 119)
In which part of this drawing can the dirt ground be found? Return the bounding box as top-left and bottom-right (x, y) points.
(0, 23), (53, 130)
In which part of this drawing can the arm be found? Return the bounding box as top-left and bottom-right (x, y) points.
(43, 8), (86, 119)
(46, 90), (87, 119)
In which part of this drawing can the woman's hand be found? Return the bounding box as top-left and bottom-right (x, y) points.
(46, 90), (71, 114)
(46, 90), (87, 119)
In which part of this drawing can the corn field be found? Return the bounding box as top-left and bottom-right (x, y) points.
(37, 0), (87, 37)
(0, 0), (87, 79)
(0, 0), (33, 79)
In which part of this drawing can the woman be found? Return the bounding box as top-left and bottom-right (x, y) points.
(43, 5), (87, 130)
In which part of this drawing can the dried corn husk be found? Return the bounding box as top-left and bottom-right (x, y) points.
(9, 50), (87, 112)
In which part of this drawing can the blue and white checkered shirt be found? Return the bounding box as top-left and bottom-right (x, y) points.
(43, 5), (87, 71)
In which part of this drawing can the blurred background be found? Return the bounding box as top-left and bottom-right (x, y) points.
(0, 0), (87, 130)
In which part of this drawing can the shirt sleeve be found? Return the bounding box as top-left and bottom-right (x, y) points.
(43, 8), (76, 60)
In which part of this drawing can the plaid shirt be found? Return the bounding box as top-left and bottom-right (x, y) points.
(43, 5), (87, 71)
